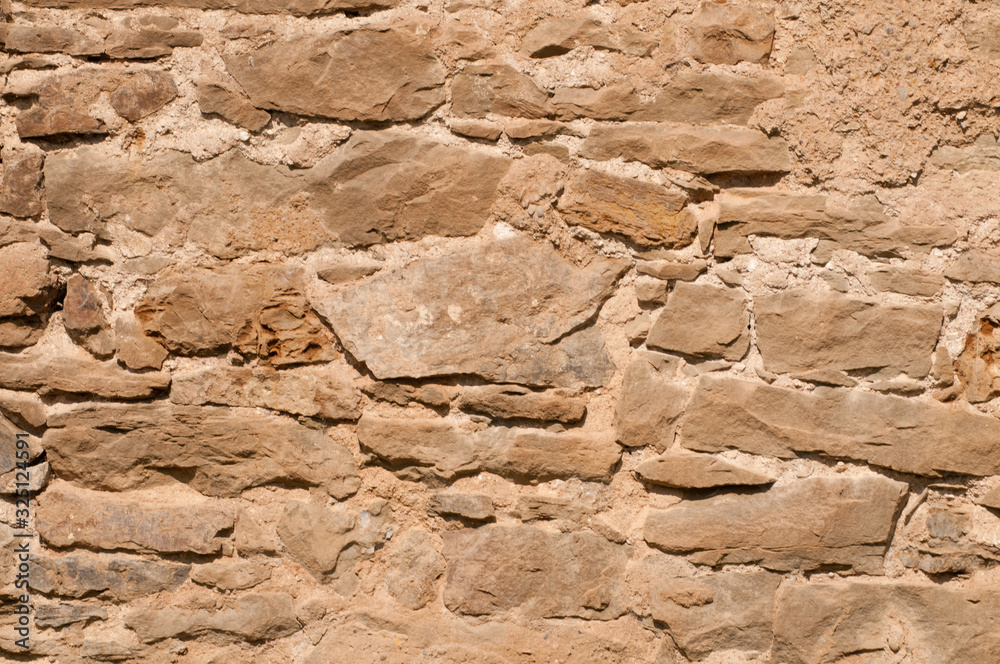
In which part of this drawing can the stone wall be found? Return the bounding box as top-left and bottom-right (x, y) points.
(1, 0), (1000, 661)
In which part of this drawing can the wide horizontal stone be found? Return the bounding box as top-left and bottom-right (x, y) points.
(580, 125), (790, 175)
(613, 353), (688, 451)
(136, 264), (337, 364)
(955, 304), (1000, 403)
(0, 152), (44, 218)
(691, 0), (774, 64)
(945, 249), (1000, 284)
(22, 0), (401, 14)
(47, 133), (510, 252)
(0, 24), (103, 55)
(428, 493), (495, 521)
(556, 170), (695, 248)
(635, 450), (775, 489)
(224, 30), (444, 122)
(520, 12), (656, 58)
(680, 375), (1000, 477)
(773, 581), (1000, 663)
(190, 560), (272, 591)
(44, 402), (360, 497)
(126, 593), (299, 643)
(931, 134), (1000, 172)
(170, 364), (361, 420)
(451, 64), (551, 119)
(651, 571), (780, 660)
(34, 603), (107, 629)
(644, 475), (908, 573)
(647, 284), (750, 361)
(31, 553), (189, 600)
(868, 266), (944, 296)
(316, 235), (625, 387)
(0, 351), (169, 398)
(104, 19), (203, 58)
(755, 290), (941, 377)
(36, 482), (235, 554)
(455, 385), (586, 423)
(358, 414), (621, 483)
(713, 188), (958, 259)
(443, 524), (631, 619)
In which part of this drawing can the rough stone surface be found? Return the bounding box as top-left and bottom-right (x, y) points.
(945, 249), (1000, 284)
(428, 493), (495, 521)
(126, 593), (300, 642)
(647, 283), (750, 361)
(614, 353), (688, 451)
(455, 385), (585, 423)
(0, 152), (45, 218)
(0, 351), (169, 398)
(635, 450), (775, 489)
(691, 0), (775, 65)
(385, 530), (445, 610)
(644, 476), (908, 573)
(955, 305), (1000, 403)
(443, 525), (631, 619)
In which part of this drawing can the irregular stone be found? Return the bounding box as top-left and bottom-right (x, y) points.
(36, 481), (235, 554)
(955, 304), (1000, 402)
(451, 64), (551, 118)
(104, 20), (203, 59)
(635, 450), (775, 489)
(448, 117), (503, 141)
(557, 170), (694, 248)
(170, 364), (361, 420)
(358, 414), (621, 483)
(580, 125), (790, 175)
(317, 235), (625, 387)
(772, 581), (1000, 663)
(386, 530), (445, 610)
(945, 249), (1000, 284)
(516, 495), (592, 522)
(520, 12), (656, 57)
(0, 389), (46, 428)
(0, 24), (103, 55)
(650, 571), (780, 660)
(126, 592), (300, 643)
(625, 311), (651, 344)
(869, 266), (944, 297)
(714, 188), (958, 259)
(44, 402), (361, 497)
(62, 274), (114, 358)
(964, 17), (1000, 60)
(195, 80), (270, 131)
(428, 493), (495, 521)
(0, 152), (45, 218)
(691, 0), (775, 65)
(898, 503), (999, 575)
(35, 603), (107, 628)
(358, 379), (453, 409)
(15, 69), (176, 137)
(755, 290), (941, 377)
(316, 258), (383, 284)
(634, 276), (670, 305)
(931, 134), (1000, 173)
(191, 560), (272, 591)
(791, 368), (857, 387)
(0, 241), (56, 347)
(114, 316), (168, 370)
(224, 31), (445, 122)
(502, 118), (570, 139)
(31, 553), (190, 600)
(977, 485), (1000, 510)
(444, 525), (630, 619)
(277, 499), (393, 583)
(636, 259), (707, 281)
(0, 413), (42, 476)
(679, 375), (1000, 477)
(647, 284), (750, 361)
(644, 475), (908, 573)
(614, 353), (688, 451)
(0, 351), (169, 398)
(455, 385), (586, 423)
(136, 264), (337, 365)
(0, 459), (50, 495)
(23, 0), (401, 14)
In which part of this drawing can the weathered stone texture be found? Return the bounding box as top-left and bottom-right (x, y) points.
(614, 353), (688, 451)
(428, 493), (495, 521)
(126, 593), (300, 642)
(0, 351), (169, 398)
(385, 530), (445, 610)
(0, 152), (45, 218)
(31, 554), (190, 600)
(455, 385), (585, 423)
(691, 0), (775, 65)
(636, 450), (775, 489)
(647, 284), (750, 361)
(644, 476), (908, 573)
(521, 12), (656, 58)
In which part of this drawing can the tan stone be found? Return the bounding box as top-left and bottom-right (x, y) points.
(224, 30), (445, 122)
(104, 21), (203, 59)
(316, 235), (625, 387)
(647, 284), (749, 361)
(35, 604), (107, 628)
(868, 266), (944, 296)
(679, 375), (1000, 477)
(428, 493), (495, 521)
(136, 264), (337, 365)
(455, 385), (585, 423)
(0, 242), (56, 348)
(44, 402), (361, 497)
(448, 117), (503, 141)
(126, 593), (300, 643)
(931, 134), (1000, 172)
(386, 530), (445, 610)
(0, 24), (102, 55)
(451, 63), (551, 118)
(557, 170), (694, 248)
(755, 290), (941, 377)
(580, 125), (790, 175)
(976, 485), (1000, 510)
(0, 412), (42, 475)
(0, 152), (45, 218)
(955, 305), (1000, 402)
(520, 12), (656, 58)
(516, 495), (593, 522)
(635, 449), (775, 489)
(62, 274), (114, 358)
(691, 0), (775, 65)
(636, 259), (708, 281)
(357, 414), (622, 483)
(20, 0), (400, 12)
(195, 80), (270, 131)
(964, 17), (1000, 60)
(316, 258), (383, 284)
(650, 571), (780, 660)
(772, 581), (1000, 663)
(614, 353), (688, 451)
(502, 118), (570, 139)
(0, 350), (169, 398)
(359, 379), (453, 409)
(190, 560), (272, 591)
(443, 524), (631, 619)
(634, 276), (670, 305)
(170, 364), (361, 420)
(36, 481), (235, 554)
(644, 475), (908, 573)
(945, 249), (1000, 284)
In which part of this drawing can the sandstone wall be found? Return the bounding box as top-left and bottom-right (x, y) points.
(2, 0), (1000, 661)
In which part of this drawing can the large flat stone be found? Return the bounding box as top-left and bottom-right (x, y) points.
(755, 290), (941, 377)
(443, 524), (631, 619)
(636, 450), (775, 489)
(691, 0), (774, 64)
(358, 414), (621, 483)
(0, 351), (169, 399)
(773, 581), (1000, 663)
(36, 482), (235, 554)
(44, 402), (360, 497)
(945, 249), (1000, 285)
(613, 353), (689, 451)
(224, 30), (444, 122)
(126, 593), (300, 643)
(520, 11), (656, 58)
(580, 125), (790, 175)
(644, 475), (908, 574)
(647, 284), (750, 361)
(23, 0), (400, 13)
(316, 235), (625, 387)
(679, 375), (1000, 477)
(450, 64), (551, 119)
(31, 554), (190, 600)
